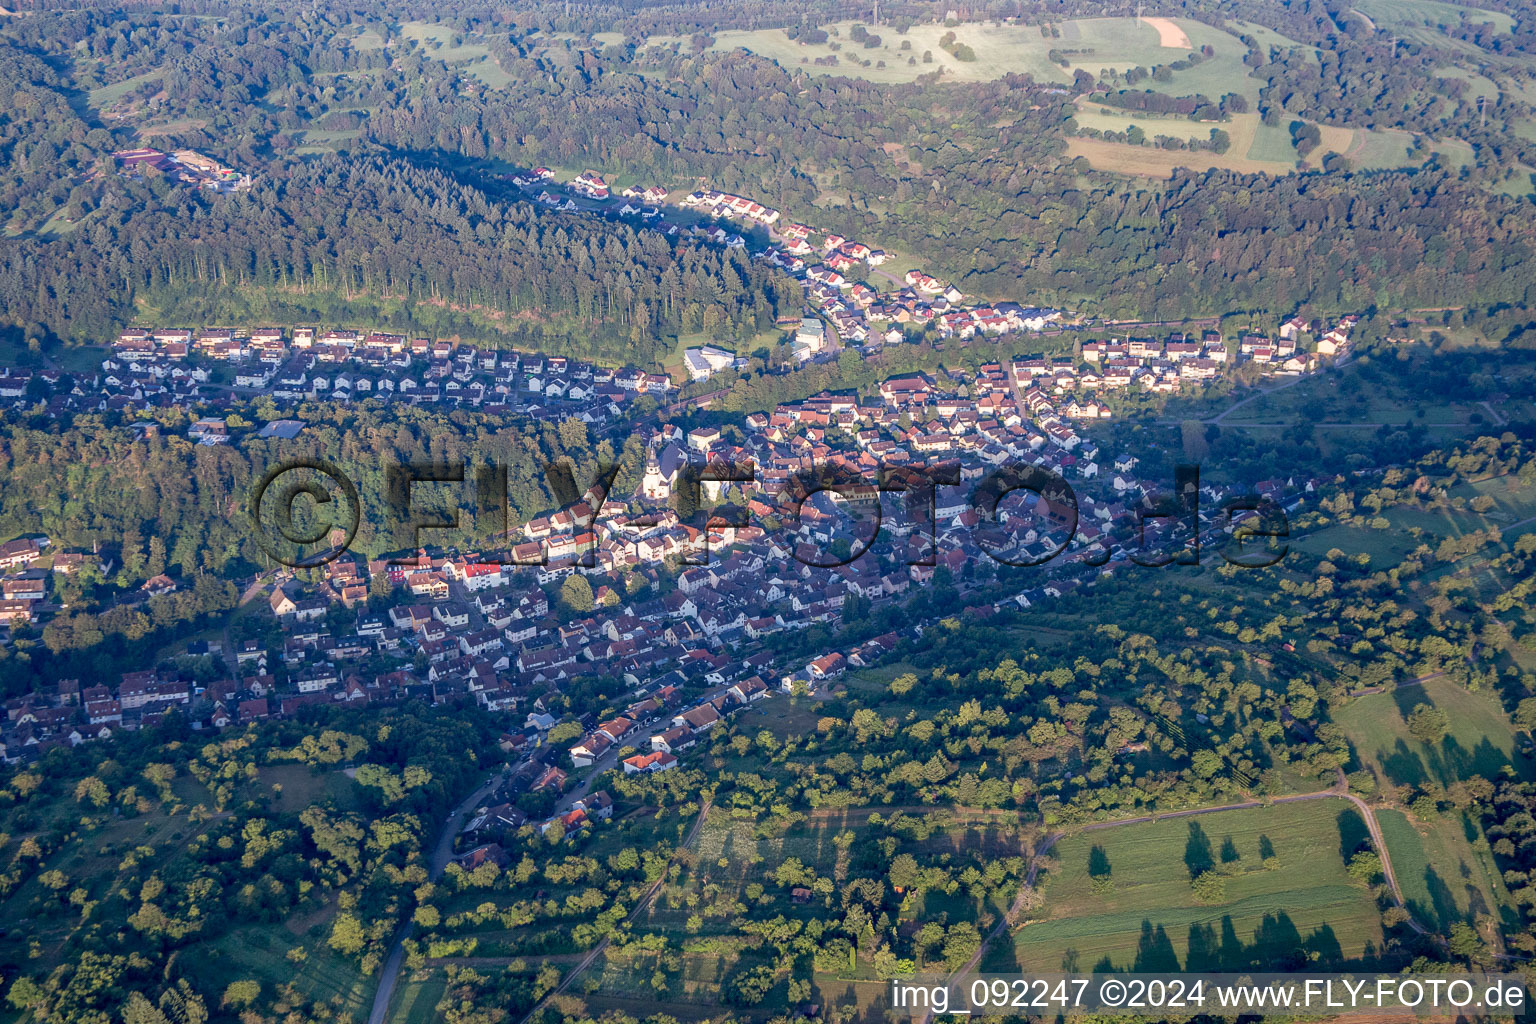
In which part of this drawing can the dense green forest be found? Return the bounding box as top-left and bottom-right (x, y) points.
(4, 0), (1536, 347)
(0, 156), (792, 363)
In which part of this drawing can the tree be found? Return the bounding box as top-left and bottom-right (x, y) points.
(547, 721), (582, 745)
(889, 853), (919, 891)
(1190, 749), (1223, 779)
(5, 977), (43, 1013)
(561, 574), (594, 612)
(1407, 704), (1448, 745)
(122, 993), (171, 1024)
(221, 980), (260, 1008)
(941, 922), (981, 969)
(74, 775), (110, 807)
(1347, 851), (1382, 884)
(329, 912), (367, 956)
(1448, 921), (1487, 965)
(1190, 871), (1227, 903)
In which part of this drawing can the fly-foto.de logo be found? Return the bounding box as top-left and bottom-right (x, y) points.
(248, 456), (1290, 571)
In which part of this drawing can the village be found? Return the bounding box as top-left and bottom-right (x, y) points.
(0, 167), (1364, 423)
(0, 318), (1348, 819)
(0, 308), (1358, 431)
(0, 167), (1369, 847)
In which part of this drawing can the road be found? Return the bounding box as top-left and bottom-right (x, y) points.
(1197, 353), (1353, 426)
(514, 798), (713, 1024)
(367, 764), (514, 1024)
(920, 781), (1430, 1024)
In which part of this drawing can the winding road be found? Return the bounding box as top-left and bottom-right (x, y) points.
(367, 764), (514, 1024)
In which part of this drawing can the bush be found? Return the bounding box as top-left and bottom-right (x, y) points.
(1190, 871), (1227, 903)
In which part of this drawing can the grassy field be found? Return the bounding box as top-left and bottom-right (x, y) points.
(655, 17), (1249, 88)
(386, 977), (448, 1024)
(1433, 66), (1500, 104)
(399, 21), (514, 88)
(1227, 20), (1308, 52)
(296, 127), (363, 155)
(1376, 808), (1517, 942)
(206, 920), (374, 1016)
(139, 117), (210, 138)
(1006, 800), (1385, 972)
(1341, 127), (1417, 169)
(1353, 0), (1515, 41)
(1297, 466), (1536, 576)
(1333, 676), (1527, 789)
(86, 69), (163, 109)
(1065, 135), (1289, 178)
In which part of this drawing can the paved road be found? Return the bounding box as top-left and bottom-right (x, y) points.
(367, 764), (513, 1024)
(514, 798), (713, 1024)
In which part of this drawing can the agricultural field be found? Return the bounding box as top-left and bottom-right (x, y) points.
(1333, 676), (1529, 790)
(1005, 800), (1387, 972)
(1375, 809), (1517, 944)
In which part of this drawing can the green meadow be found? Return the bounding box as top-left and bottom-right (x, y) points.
(1007, 800), (1386, 972)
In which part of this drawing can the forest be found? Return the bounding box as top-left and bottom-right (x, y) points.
(0, 156), (793, 364)
(3, 0), (1536, 348)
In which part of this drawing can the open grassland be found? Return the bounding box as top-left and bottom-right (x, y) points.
(1065, 108), (1390, 176)
(1353, 0), (1515, 40)
(1333, 676), (1528, 789)
(659, 17), (1249, 88)
(139, 117), (210, 138)
(1007, 800), (1386, 972)
(1227, 20), (1309, 51)
(296, 127), (363, 155)
(1433, 67), (1500, 103)
(386, 977), (448, 1024)
(207, 921), (373, 1017)
(399, 20), (513, 88)
(258, 763), (363, 814)
(1297, 467), (1536, 575)
(1065, 135), (1289, 177)
(86, 68), (163, 109)
(1376, 809), (1518, 942)
(1341, 127), (1418, 169)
